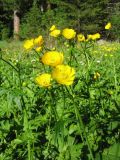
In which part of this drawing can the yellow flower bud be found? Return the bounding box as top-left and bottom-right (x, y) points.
(105, 22), (112, 30)
(50, 25), (56, 31)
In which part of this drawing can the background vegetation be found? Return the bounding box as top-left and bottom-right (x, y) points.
(0, 0), (120, 160)
(0, 0), (120, 40)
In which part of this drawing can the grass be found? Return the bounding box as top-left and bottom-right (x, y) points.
(0, 39), (120, 160)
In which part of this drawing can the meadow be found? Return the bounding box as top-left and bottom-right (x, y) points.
(0, 27), (120, 160)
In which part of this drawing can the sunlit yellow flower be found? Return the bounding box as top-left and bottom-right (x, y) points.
(77, 34), (85, 42)
(41, 51), (64, 67)
(34, 35), (44, 46)
(35, 73), (52, 87)
(105, 22), (112, 30)
(62, 28), (76, 39)
(35, 46), (42, 52)
(50, 25), (56, 31)
(94, 72), (100, 80)
(50, 29), (61, 37)
(23, 39), (34, 50)
(52, 65), (75, 85)
(87, 33), (100, 41)
(93, 33), (101, 40)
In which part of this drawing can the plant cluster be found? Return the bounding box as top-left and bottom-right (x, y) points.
(0, 23), (120, 160)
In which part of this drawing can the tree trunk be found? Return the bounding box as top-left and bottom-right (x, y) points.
(47, 1), (51, 10)
(13, 10), (20, 40)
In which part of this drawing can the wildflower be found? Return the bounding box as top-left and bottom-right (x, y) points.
(52, 64), (75, 85)
(41, 51), (64, 67)
(50, 25), (56, 31)
(62, 28), (76, 39)
(50, 29), (61, 37)
(35, 73), (52, 87)
(23, 39), (34, 50)
(94, 72), (100, 80)
(87, 33), (100, 41)
(34, 35), (44, 46)
(77, 34), (85, 42)
(105, 22), (112, 30)
(35, 46), (42, 52)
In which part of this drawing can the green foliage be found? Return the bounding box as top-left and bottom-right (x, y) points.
(0, 0), (117, 40)
(20, 4), (42, 39)
(1, 26), (10, 40)
(0, 33), (120, 159)
(110, 2), (120, 41)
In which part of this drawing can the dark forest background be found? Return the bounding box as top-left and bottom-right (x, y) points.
(0, 0), (120, 40)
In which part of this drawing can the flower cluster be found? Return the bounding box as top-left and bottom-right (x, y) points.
(24, 23), (111, 88)
(49, 23), (112, 42)
(36, 48), (75, 87)
(23, 35), (44, 51)
(87, 33), (101, 41)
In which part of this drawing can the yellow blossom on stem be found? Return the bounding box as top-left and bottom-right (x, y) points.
(77, 34), (85, 42)
(105, 22), (112, 30)
(35, 73), (52, 87)
(41, 51), (64, 67)
(87, 33), (100, 41)
(62, 28), (76, 39)
(35, 46), (42, 52)
(50, 29), (61, 37)
(94, 72), (100, 80)
(50, 25), (56, 31)
(52, 64), (75, 85)
(23, 39), (34, 50)
(34, 35), (44, 46)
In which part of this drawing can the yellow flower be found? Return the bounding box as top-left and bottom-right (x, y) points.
(35, 73), (52, 87)
(62, 28), (76, 39)
(35, 46), (42, 52)
(34, 35), (44, 46)
(93, 33), (101, 40)
(94, 72), (100, 80)
(77, 34), (85, 42)
(87, 33), (100, 41)
(105, 22), (112, 30)
(41, 51), (64, 67)
(50, 29), (61, 37)
(50, 25), (56, 31)
(23, 39), (34, 50)
(52, 65), (75, 85)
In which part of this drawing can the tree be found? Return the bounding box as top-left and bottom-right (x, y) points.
(0, 0), (33, 40)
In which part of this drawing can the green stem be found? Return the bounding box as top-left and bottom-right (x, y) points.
(1, 57), (18, 72)
(66, 86), (94, 160)
(113, 58), (117, 92)
(1, 53), (32, 159)
(33, 48), (40, 58)
(48, 89), (58, 121)
(28, 140), (31, 160)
